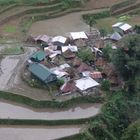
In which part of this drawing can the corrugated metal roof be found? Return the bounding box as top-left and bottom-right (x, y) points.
(70, 32), (88, 40)
(110, 32), (122, 41)
(112, 22), (123, 27)
(119, 23), (132, 31)
(31, 51), (46, 62)
(29, 63), (56, 83)
(75, 77), (99, 91)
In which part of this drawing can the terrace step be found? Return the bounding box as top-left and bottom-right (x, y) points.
(111, 0), (140, 15)
(0, 1), (62, 24)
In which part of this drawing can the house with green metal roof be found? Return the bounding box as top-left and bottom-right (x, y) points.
(30, 50), (47, 62)
(28, 63), (57, 84)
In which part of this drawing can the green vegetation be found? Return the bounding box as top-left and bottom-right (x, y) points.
(61, 0), (86, 9)
(82, 10), (111, 33)
(19, 0), (86, 34)
(0, 115), (99, 126)
(4, 25), (16, 33)
(110, 0), (137, 13)
(0, 0), (87, 7)
(58, 133), (85, 140)
(82, 13), (96, 32)
(62, 34), (140, 140)
(0, 91), (104, 109)
(112, 35), (140, 83)
(99, 28), (108, 37)
(101, 80), (110, 91)
(0, 45), (24, 55)
(0, 0), (53, 6)
(129, 8), (140, 15)
(20, 18), (33, 33)
(102, 43), (113, 61)
(118, 15), (130, 22)
(134, 25), (140, 34)
(121, 119), (140, 140)
(77, 48), (94, 62)
(80, 34), (140, 140)
(82, 10), (110, 21)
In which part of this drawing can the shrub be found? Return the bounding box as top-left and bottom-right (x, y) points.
(101, 80), (110, 91)
(77, 48), (94, 62)
(0, 91), (104, 109)
(82, 10), (110, 21)
(56, 79), (64, 87)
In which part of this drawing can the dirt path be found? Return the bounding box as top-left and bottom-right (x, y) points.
(0, 125), (81, 140)
(0, 102), (101, 120)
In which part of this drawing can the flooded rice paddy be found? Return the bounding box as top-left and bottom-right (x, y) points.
(0, 125), (81, 140)
(0, 102), (101, 120)
(0, 56), (19, 90)
(29, 9), (107, 36)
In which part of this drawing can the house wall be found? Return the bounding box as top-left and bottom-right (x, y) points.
(45, 74), (57, 83)
(113, 27), (124, 35)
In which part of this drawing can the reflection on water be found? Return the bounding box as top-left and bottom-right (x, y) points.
(0, 126), (81, 140)
(0, 57), (19, 90)
(0, 102), (101, 120)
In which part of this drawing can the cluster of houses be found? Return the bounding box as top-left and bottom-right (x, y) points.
(26, 21), (133, 95)
(110, 22), (132, 41)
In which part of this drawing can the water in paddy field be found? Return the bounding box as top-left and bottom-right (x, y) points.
(0, 102), (101, 120)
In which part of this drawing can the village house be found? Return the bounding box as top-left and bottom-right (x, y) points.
(69, 31), (88, 47)
(33, 34), (51, 44)
(63, 49), (76, 59)
(52, 36), (67, 46)
(75, 77), (99, 95)
(62, 45), (78, 53)
(26, 30), (110, 95)
(30, 50), (47, 62)
(112, 22), (132, 35)
(77, 63), (91, 74)
(110, 32), (122, 41)
(69, 31), (88, 40)
(28, 63), (57, 84)
(81, 71), (102, 82)
(60, 81), (76, 94)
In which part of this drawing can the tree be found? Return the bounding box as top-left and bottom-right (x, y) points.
(77, 48), (94, 62)
(121, 119), (140, 140)
(99, 28), (108, 37)
(134, 25), (140, 34)
(101, 80), (110, 91)
(112, 35), (140, 92)
(83, 14), (96, 32)
(102, 43), (113, 61)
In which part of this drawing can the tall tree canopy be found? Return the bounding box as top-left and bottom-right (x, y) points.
(112, 34), (140, 92)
